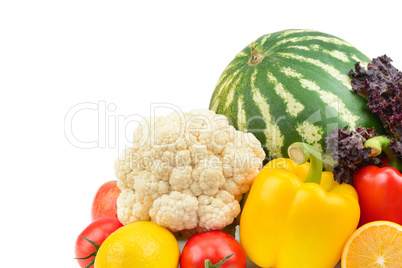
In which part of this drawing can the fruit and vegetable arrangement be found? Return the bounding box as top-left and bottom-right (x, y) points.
(74, 29), (402, 268)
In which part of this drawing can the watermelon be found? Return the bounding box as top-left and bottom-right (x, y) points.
(209, 29), (385, 161)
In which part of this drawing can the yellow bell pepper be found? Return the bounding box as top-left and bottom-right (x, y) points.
(240, 143), (360, 268)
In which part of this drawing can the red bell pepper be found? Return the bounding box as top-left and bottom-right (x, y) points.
(353, 136), (402, 226)
(354, 166), (402, 226)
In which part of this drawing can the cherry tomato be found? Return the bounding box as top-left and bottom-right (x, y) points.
(180, 231), (247, 268)
(75, 217), (123, 268)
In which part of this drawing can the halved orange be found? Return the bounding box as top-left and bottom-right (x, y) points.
(341, 221), (402, 268)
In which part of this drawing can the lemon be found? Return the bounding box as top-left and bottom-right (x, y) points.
(341, 221), (402, 268)
(94, 221), (180, 268)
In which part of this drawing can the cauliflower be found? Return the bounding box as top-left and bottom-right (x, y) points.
(115, 109), (265, 235)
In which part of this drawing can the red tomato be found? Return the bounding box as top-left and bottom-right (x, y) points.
(180, 231), (247, 268)
(75, 217), (123, 268)
(91, 181), (121, 221)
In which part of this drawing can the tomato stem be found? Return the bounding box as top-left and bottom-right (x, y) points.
(288, 142), (323, 184)
(75, 236), (100, 268)
(204, 254), (234, 268)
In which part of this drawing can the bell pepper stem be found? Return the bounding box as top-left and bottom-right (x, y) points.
(288, 142), (323, 184)
(364, 136), (402, 171)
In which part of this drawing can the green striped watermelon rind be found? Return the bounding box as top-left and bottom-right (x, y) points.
(209, 29), (385, 165)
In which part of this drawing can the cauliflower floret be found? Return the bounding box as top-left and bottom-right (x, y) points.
(149, 191), (199, 232)
(169, 166), (193, 191)
(117, 189), (151, 223)
(115, 109), (265, 235)
(191, 156), (225, 196)
(197, 190), (241, 230)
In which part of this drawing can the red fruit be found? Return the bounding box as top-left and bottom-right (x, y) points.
(354, 166), (402, 226)
(91, 181), (121, 221)
(75, 217), (123, 268)
(180, 231), (247, 268)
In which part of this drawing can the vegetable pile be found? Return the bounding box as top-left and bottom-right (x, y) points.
(74, 30), (402, 268)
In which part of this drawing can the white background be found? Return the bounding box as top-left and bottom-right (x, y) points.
(2, 0), (400, 267)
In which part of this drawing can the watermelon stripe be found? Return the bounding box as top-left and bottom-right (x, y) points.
(215, 58), (246, 89)
(260, 34), (272, 46)
(250, 69), (284, 157)
(287, 45), (310, 51)
(224, 72), (245, 109)
(237, 96), (247, 131)
(266, 71), (304, 117)
(287, 43), (366, 69)
(295, 121), (324, 152)
(236, 51), (248, 58)
(351, 55), (368, 66)
(322, 49), (349, 62)
(211, 69), (241, 110)
(271, 35), (353, 50)
(279, 66), (359, 128)
(288, 44), (354, 64)
(278, 52), (352, 89)
(278, 29), (312, 37)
